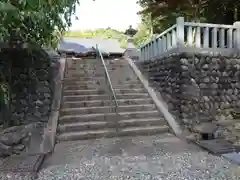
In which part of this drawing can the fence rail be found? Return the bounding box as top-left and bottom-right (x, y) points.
(140, 17), (240, 61)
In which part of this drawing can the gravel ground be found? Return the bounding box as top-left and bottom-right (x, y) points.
(0, 172), (35, 180)
(36, 133), (240, 180)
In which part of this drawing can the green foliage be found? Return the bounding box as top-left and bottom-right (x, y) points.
(0, 0), (83, 127)
(0, 0), (80, 47)
(134, 15), (152, 46)
(64, 26), (154, 48)
(138, 0), (240, 33)
(65, 28), (129, 48)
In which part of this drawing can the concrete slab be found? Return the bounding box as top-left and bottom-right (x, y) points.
(223, 152), (240, 165)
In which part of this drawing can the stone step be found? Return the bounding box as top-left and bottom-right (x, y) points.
(63, 93), (149, 101)
(63, 77), (105, 81)
(65, 69), (103, 74)
(63, 80), (140, 86)
(63, 79), (139, 86)
(59, 110), (161, 124)
(65, 73), (105, 78)
(57, 125), (169, 141)
(67, 64), (128, 70)
(63, 88), (147, 96)
(63, 89), (106, 96)
(61, 104), (156, 115)
(66, 67), (105, 72)
(66, 68), (101, 73)
(63, 83), (143, 90)
(66, 68), (132, 75)
(62, 98), (154, 108)
(58, 117), (166, 133)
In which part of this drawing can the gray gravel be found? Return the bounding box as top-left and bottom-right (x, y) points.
(0, 172), (35, 180)
(36, 133), (240, 180)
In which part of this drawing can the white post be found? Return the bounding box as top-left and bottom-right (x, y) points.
(195, 26), (201, 48)
(233, 21), (240, 49)
(212, 27), (217, 48)
(203, 27), (209, 48)
(220, 29), (225, 48)
(187, 26), (193, 46)
(227, 29), (233, 48)
(172, 29), (177, 47)
(176, 17), (185, 47)
(167, 33), (171, 49)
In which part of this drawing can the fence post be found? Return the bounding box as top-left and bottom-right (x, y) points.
(233, 21), (240, 50)
(176, 17), (185, 48)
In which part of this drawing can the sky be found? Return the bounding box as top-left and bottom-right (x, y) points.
(70, 0), (141, 31)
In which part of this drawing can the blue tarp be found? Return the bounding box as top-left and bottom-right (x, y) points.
(59, 40), (90, 53)
(58, 38), (125, 54)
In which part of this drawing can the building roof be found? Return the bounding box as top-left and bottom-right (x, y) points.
(58, 37), (125, 54)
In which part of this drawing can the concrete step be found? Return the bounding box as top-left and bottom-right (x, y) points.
(119, 125), (169, 137)
(63, 77), (138, 83)
(63, 83), (143, 90)
(61, 104), (156, 115)
(58, 117), (166, 133)
(63, 88), (147, 96)
(65, 73), (104, 78)
(63, 80), (140, 86)
(66, 69), (101, 74)
(59, 110), (161, 124)
(66, 67), (104, 72)
(57, 125), (169, 141)
(64, 76), (105, 81)
(57, 129), (117, 141)
(111, 83), (143, 88)
(62, 98), (154, 108)
(63, 89), (106, 96)
(63, 93), (149, 101)
(67, 66), (130, 71)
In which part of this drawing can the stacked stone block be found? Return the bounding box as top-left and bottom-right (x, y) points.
(138, 53), (240, 127)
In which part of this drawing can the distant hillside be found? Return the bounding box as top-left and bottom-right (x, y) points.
(64, 28), (128, 48)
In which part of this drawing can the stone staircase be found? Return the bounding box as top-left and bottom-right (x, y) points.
(57, 57), (170, 142)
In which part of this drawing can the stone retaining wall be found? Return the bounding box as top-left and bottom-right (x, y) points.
(138, 52), (240, 127)
(0, 47), (60, 125)
(0, 47), (60, 157)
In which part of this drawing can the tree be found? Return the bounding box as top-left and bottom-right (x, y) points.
(138, 0), (240, 33)
(134, 21), (151, 46)
(65, 28), (129, 48)
(0, 0), (82, 127)
(0, 0), (80, 47)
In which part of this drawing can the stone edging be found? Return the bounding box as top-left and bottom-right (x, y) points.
(41, 57), (66, 154)
(126, 57), (182, 136)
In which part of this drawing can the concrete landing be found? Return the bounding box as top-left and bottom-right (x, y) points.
(36, 134), (240, 180)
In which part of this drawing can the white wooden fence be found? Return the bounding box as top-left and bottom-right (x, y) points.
(140, 17), (240, 61)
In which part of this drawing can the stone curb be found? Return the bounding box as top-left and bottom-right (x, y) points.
(126, 57), (182, 136)
(40, 57), (67, 154)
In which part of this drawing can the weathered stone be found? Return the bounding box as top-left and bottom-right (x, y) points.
(202, 64), (209, 70)
(0, 132), (24, 146)
(0, 125), (24, 135)
(15, 143), (25, 150)
(139, 54), (240, 133)
(0, 142), (12, 157)
(35, 100), (44, 106)
(235, 123), (240, 130)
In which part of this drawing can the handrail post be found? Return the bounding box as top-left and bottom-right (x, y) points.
(176, 17), (185, 48)
(233, 21), (240, 50)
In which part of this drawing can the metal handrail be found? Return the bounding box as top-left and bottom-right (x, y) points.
(95, 44), (119, 109)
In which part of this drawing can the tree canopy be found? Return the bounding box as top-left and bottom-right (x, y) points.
(65, 28), (129, 48)
(64, 24), (153, 48)
(138, 0), (240, 33)
(0, 0), (80, 47)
